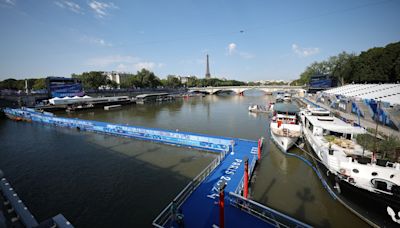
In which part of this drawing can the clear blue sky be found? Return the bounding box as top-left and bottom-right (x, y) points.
(0, 0), (399, 81)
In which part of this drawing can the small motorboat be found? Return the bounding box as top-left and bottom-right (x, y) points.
(248, 104), (269, 113)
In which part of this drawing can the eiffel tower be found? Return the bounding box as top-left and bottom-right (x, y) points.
(205, 54), (211, 79)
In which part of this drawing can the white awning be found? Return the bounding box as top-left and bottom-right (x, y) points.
(322, 124), (366, 135)
(307, 115), (366, 135)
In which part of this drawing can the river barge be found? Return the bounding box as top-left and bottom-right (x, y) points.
(300, 106), (400, 227)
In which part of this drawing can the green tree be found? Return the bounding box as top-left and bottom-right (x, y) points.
(297, 61), (329, 85)
(0, 78), (24, 90)
(378, 135), (400, 160)
(106, 79), (119, 89)
(353, 47), (386, 83)
(187, 76), (198, 87)
(164, 75), (182, 88)
(356, 134), (375, 156)
(32, 78), (46, 90)
(73, 71), (107, 89)
(297, 41), (400, 84)
(331, 52), (357, 85)
(135, 69), (161, 88)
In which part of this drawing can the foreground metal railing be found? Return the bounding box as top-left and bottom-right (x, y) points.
(0, 171), (73, 228)
(228, 192), (311, 228)
(152, 149), (228, 227)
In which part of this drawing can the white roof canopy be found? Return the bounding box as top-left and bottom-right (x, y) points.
(307, 115), (366, 135)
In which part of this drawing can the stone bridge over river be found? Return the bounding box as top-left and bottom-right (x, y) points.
(188, 86), (305, 95)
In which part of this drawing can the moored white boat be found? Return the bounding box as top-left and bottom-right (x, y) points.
(270, 103), (301, 151)
(248, 104), (271, 113)
(300, 106), (400, 226)
(283, 93), (292, 102)
(275, 95), (284, 103)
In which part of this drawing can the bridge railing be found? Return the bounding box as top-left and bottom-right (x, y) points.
(228, 192), (311, 228)
(189, 85), (305, 89)
(152, 149), (228, 227)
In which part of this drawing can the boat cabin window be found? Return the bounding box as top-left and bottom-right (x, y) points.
(326, 130), (345, 138)
(390, 174), (395, 179)
(374, 180), (388, 191)
(278, 117), (295, 121)
(312, 112), (330, 117)
(308, 122), (313, 131)
(372, 172), (378, 176)
(352, 169), (359, 173)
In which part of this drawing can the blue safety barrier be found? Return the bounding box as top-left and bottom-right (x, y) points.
(4, 108), (234, 154)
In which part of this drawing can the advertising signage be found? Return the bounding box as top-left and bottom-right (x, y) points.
(46, 77), (84, 98)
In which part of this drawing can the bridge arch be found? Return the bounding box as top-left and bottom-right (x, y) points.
(190, 90), (210, 95)
(213, 89), (238, 95)
(188, 86), (305, 95)
(240, 88), (271, 95)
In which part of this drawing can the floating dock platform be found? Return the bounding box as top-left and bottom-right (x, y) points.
(3, 108), (310, 227)
(104, 104), (122, 110)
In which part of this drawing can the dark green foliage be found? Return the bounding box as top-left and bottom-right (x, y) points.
(356, 132), (400, 161)
(297, 41), (400, 84)
(137, 69), (161, 88)
(72, 71), (107, 89)
(163, 75), (182, 88)
(73, 69), (163, 89)
(32, 78), (46, 90)
(356, 134), (375, 156)
(378, 134), (400, 160)
(186, 76), (198, 87)
(0, 78), (46, 90)
(0, 78), (24, 90)
(193, 78), (245, 87)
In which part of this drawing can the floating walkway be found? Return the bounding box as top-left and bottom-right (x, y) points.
(3, 108), (310, 228)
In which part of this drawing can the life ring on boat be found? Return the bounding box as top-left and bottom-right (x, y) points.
(339, 168), (346, 175)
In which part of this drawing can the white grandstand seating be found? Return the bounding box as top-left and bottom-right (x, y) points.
(323, 84), (400, 105)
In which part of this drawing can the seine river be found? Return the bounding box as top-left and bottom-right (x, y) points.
(0, 93), (367, 227)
